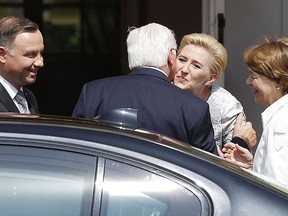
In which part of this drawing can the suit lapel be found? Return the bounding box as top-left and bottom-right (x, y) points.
(0, 84), (39, 114)
(23, 88), (39, 114)
(0, 83), (19, 113)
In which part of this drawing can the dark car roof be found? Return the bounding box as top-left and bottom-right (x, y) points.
(0, 113), (288, 216)
(0, 113), (286, 193)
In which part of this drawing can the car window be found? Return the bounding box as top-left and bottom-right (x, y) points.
(100, 159), (206, 216)
(0, 146), (96, 216)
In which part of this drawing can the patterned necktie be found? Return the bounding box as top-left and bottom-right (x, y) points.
(14, 90), (30, 114)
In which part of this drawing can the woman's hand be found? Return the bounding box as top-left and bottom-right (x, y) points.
(217, 142), (253, 169)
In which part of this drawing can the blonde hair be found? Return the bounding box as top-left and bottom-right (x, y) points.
(177, 33), (227, 80)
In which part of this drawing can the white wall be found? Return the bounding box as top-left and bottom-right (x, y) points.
(204, 0), (288, 144)
(224, 0), (288, 139)
(202, 0), (225, 87)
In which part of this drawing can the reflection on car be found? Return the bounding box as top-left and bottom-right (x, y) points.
(0, 112), (287, 216)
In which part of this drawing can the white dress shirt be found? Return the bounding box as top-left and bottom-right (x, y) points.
(253, 94), (288, 186)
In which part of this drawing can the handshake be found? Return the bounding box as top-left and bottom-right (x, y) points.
(218, 113), (256, 169)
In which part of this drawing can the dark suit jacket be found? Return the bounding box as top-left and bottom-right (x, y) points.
(72, 68), (216, 153)
(0, 83), (39, 114)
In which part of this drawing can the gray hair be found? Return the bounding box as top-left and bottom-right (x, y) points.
(127, 23), (177, 70)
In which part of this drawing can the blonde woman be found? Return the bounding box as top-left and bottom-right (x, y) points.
(173, 33), (252, 149)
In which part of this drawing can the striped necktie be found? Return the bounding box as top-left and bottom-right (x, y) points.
(14, 90), (30, 114)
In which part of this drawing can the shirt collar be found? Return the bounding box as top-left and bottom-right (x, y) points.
(261, 94), (288, 127)
(0, 75), (22, 98)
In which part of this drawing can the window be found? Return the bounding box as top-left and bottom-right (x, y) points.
(101, 159), (206, 216)
(0, 146), (96, 216)
(0, 0), (120, 54)
(0, 0), (23, 17)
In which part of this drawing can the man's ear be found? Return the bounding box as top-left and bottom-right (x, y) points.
(168, 49), (176, 65)
(167, 49), (177, 81)
(0, 47), (7, 63)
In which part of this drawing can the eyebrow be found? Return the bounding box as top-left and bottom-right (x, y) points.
(178, 53), (205, 68)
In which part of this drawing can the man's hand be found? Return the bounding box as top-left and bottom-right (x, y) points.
(217, 142), (254, 169)
(233, 113), (257, 150)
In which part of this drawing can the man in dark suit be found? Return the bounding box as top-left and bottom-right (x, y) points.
(73, 23), (216, 154)
(0, 16), (43, 114)
(0, 84), (38, 114)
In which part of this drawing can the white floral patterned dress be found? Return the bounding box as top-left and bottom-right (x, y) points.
(207, 85), (245, 147)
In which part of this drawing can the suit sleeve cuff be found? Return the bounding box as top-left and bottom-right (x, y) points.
(231, 136), (249, 150)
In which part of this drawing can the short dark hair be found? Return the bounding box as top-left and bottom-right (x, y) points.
(0, 16), (39, 50)
(244, 37), (288, 93)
